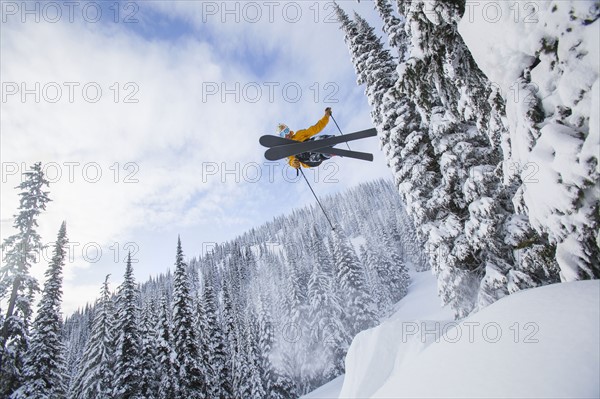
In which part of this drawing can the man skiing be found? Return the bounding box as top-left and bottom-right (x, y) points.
(276, 107), (334, 169)
(261, 111), (376, 163)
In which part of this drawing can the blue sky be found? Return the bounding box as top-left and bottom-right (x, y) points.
(1, 1), (393, 312)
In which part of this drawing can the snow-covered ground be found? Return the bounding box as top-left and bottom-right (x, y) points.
(301, 375), (345, 399)
(304, 272), (599, 398)
(302, 270), (452, 398)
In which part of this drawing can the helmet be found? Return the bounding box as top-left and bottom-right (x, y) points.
(277, 123), (291, 138)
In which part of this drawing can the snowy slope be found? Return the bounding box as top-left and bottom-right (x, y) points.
(338, 271), (453, 398)
(302, 270), (453, 399)
(339, 280), (599, 398)
(301, 375), (345, 399)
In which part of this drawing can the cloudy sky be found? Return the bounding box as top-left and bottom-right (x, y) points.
(1, 0), (392, 313)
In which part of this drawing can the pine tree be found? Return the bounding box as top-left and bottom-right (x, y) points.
(255, 289), (281, 395)
(268, 369), (297, 399)
(335, 1), (437, 242)
(307, 225), (333, 276)
(307, 260), (348, 383)
(231, 329), (251, 399)
(171, 237), (205, 398)
(337, 2), (543, 317)
(220, 279), (238, 397)
(500, 5), (599, 282)
(197, 271), (230, 399)
(359, 244), (393, 316)
(114, 252), (142, 398)
(64, 305), (93, 393)
(395, 208), (429, 271)
(388, 1), (475, 317)
(0, 162), (50, 396)
(71, 275), (116, 399)
(155, 290), (177, 399)
(138, 298), (158, 399)
(374, 0), (408, 58)
(337, 4), (398, 131)
(280, 254), (309, 389)
(242, 310), (266, 399)
(381, 231), (410, 302)
(11, 222), (68, 399)
(331, 230), (378, 336)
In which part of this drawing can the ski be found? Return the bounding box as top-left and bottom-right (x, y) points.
(259, 135), (292, 148)
(262, 128), (377, 161)
(259, 128), (376, 148)
(259, 135), (373, 161)
(316, 146), (373, 161)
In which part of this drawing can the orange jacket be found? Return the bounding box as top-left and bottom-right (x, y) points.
(288, 113), (330, 168)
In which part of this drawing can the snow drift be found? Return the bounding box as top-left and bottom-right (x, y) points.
(339, 278), (599, 398)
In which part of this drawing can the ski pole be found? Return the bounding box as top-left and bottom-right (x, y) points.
(330, 113), (352, 151)
(299, 168), (335, 231)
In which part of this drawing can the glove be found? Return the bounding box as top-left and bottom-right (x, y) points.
(291, 158), (301, 169)
(325, 107), (332, 116)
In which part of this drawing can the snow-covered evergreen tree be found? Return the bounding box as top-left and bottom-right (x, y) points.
(155, 290), (177, 399)
(64, 306), (92, 393)
(255, 289), (287, 396)
(374, 0), (407, 56)
(220, 279), (238, 397)
(242, 310), (266, 399)
(255, 290), (273, 378)
(335, 1), (563, 318)
(11, 221), (68, 399)
(335, 2), (437, 255)
(0, 162), (50, 397)
(114, 253), (142, 398)
(394, 1), (487, 316)
(307, 258), (348, 383)
(70, 275), (116, 399)
(280, 253), (309, 390)
(336, 4), (398, 130)
(171, 237), (205, 398)
(401, 0), (567, 313)
(331, 229), (378, 336)
(138, 298), (158, 399)
(231, 327), (251, 399)
(488, 3), (600, 282)
(359, 244), (393, 315)
(377, 231), (410, 302)
(197, 270), (229, 399)
(267, 369), (297, 399)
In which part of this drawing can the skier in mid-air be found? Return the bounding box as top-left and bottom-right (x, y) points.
(260, 109), (376, 163)
(260, 107), (377, 229)
(276, 107), (334, 169)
